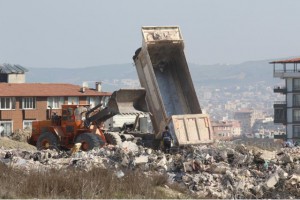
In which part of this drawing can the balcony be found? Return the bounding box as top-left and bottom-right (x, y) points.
(273, 67), (300, 78)
(273, 86), (287, 94)
(273, 101), (286, 108)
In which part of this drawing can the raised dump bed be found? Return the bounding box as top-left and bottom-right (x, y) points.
(133, 26), (213, 145)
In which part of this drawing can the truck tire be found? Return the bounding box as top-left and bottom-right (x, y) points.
(104, 132), (122, 146)
(75, 133), (101, 151)
(37, 132), (59, 150)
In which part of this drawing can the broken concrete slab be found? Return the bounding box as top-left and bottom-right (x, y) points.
(280, 153), (293, 164)
(260, 150), (276, 161)
(118, 141), (139, 154)
(265, 172), (279, 188)
(134, 155), (149, 165)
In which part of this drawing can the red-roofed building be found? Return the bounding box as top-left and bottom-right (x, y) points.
(0, 83), (111, 136)
(0, 64), (111, 136)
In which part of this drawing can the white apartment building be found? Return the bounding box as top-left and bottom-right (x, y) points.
(271, 57), (300, 141)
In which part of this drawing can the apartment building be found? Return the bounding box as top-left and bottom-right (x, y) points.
(211, 120), (241, 140)
(0, 64), (111, 136)
(0, 83), (111, 136)
(271, 57), (300, 141)
(233, 110), (254, 135)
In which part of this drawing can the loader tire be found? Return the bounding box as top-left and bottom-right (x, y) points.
(104, 132), (122, 146)
(37, 132), (59, 150)
(75, 133), (101, 151)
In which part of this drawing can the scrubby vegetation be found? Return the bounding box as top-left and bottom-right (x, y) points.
(0, 163), (175, 199)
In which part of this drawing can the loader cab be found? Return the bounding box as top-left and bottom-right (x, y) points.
(59, 104), (89, 137)
(61, 104), (89, 127)
(61, 105), (76, 123)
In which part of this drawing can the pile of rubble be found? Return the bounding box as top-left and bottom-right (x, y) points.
(0, 141), (299, 199)
(9, 128), (32, 143)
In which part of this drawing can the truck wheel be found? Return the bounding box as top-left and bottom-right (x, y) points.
(104, 132), (122, 146)
(75, 133), (101, 151)
(37, 132), (59, 150)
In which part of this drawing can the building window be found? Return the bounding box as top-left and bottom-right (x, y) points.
(274, 108), (286, 121)
(23, 120), (34, 130)
(294, 79), (300, 90)
(293, 126), (300, 138)
(294, 94), (300, 106)
(293, 110), (300, 122)
(47, 97), (64, 109)
(0, 121), (13, 136)
(102, 96), (110, 107)
(0, 97), (16, 110)
(22, 97), (36, 109)
(87, 97), (100, 108)
(68, 97), (79, 105)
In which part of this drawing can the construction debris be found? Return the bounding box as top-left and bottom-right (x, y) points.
(9, 128), (31, 142)
(0, 140), (300, 199)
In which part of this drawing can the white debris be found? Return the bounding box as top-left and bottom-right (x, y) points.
(115, 170), (125, 178)
(265, 172), (279, 188)
(134, 155), (149, 165)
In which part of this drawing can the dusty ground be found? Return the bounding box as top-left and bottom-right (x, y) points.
(0, 137), (36, 151)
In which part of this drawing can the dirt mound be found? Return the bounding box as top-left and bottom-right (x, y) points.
(0, 137), (36, 151)
(10, 128), (31, 143)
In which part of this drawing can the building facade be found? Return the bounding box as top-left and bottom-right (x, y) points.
(0, 83), (111, 136)
(271, 57), (300, 142)
(233, 110), (254, 135)
(211, 120), (241, 140)
(0, 63), (111, 136)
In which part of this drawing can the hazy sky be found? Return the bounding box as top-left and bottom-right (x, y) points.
(1, 0), (300, 68)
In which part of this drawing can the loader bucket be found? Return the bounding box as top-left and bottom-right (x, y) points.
(107, 89), (149, 114)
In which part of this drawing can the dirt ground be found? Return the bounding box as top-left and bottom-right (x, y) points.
(0, 137), (36, 151)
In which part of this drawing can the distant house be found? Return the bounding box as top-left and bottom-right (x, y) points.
(211, 120), (241, 140)
(0, 64), (111, 136)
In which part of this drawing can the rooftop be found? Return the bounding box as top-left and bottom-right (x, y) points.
(270, 57), (300, 64)
(234, 109), (253, 114)
(0, 63), (28, 74)
(0, 83), (111, 97)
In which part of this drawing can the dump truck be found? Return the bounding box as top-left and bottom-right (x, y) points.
(28, 89), (148, 151)
(133, 26), (213, 146)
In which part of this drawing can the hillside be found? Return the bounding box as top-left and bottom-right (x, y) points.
(26, 59), (280, 92)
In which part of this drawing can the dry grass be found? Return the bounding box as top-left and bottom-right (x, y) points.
(0, 163), (174, 199)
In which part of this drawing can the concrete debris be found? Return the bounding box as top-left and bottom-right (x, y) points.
(279, 153), (294, 164)
(118, 141), (139, 154)
(265, 172), (279, 188)
(9, 128), (31, 142)
(0, 140), (300, 198)
(115, 170), (125, 178)
(134, 155), (148, 165)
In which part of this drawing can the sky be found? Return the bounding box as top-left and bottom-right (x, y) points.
(1, 0), (300, 68)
